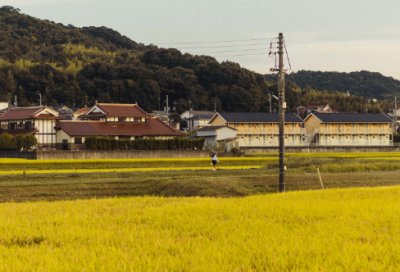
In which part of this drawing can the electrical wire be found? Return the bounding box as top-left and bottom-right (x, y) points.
(168, 43), (270, 50)
(187, 48), (269, 54)
(153, 37), (272, 45)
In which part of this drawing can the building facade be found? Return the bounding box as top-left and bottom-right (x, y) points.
(0, 106), (64, 149)
(304, 112), (393, 146)
(55, 103), (183, 150)
(208, 112), (305, 147)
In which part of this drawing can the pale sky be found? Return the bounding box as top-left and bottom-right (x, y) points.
(2, 0), (400, 80)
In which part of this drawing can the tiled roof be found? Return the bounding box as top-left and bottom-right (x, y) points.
(146, 118), (184, 135)
(110, 123), (158, 136)
(56, 119), (184, 137)
(0, 107), (42, 120)
(87, 122), (120, 135)
(218, 112), (304, 123)
(79, 113), (105, 119)
(197, 126), (236, 131)
(56, 122), (103, 136)
(189, 110), (215, 116)
(73, 107), (91, 115)
(312, 113), (393, 123)
(187, 115), (214, 120)
(96, 103), (148, 117)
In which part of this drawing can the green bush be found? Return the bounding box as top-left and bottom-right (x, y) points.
(84, 137), (205, 151)
(0, 133), (37, 151)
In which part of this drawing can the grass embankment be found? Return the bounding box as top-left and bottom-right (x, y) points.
(2, 153), (400, 202)
(1, 186), (399, 271)
(0, 157), (278, 171)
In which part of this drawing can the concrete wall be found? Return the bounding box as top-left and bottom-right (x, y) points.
(243, 146), (400, 153)
(36, 150), (210, 160)
(0, 151), (36, 159)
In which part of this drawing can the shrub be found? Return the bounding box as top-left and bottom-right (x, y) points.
(0, 133), (17, 150)
(21, 134), (37, 151)
(84, 137), (205, 151)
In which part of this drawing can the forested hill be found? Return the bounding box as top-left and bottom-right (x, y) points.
(0, 6), (393, 115)
(0, 6), (270, 113)
(265, 70), (400, 100)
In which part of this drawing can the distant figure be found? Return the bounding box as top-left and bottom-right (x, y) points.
(211, 152), (219, 171)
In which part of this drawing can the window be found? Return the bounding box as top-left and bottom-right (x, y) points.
(19, 122), (23, 128)
(74, 138), (83, 144)
(25, 122), (32, 129)
(9, 123), (16, 130)
(118, 117), (126, 122)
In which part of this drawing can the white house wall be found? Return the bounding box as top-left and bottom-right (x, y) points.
(35, 119), (57, 148)
(216, 128), (236, 141)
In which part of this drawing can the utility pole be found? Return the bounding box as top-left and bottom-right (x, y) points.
(395, 96), (397, 133)
(278, 33), (286, 193)
(39, 93), (42, 106)
(158, 97), (161, 111)
(268, 94), (272, 113)
(214, 100), (217, 112)
(188, 99), (192, 132)
(14, 95), (17, 108)
(270, 34), (286, 192)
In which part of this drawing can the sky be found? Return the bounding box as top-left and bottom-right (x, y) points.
(2, 0), (400, 80)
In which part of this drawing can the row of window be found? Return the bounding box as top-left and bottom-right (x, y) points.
(8, 122), (32, 130)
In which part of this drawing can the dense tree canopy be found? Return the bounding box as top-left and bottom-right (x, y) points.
(0, 6), (393, 114)
(265, 70), (400, 100)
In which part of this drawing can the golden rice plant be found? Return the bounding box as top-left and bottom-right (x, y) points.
(0, 186), (399, 271)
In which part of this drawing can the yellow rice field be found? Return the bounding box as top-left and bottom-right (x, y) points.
(248, 152), (400, 158)
(0, 157), (277, 167)
(0, 186), (399, 271)
(0, 165), (264, 175)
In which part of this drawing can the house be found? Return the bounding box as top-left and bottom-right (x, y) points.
(208, 112), (304, 147)
(0, 106), (64, 149)
(180, 110), (214, 131)
(196, 126), (237, 150)
(304, 112), (393, 146)
(307, 104), (333, 114)
(71, 107), (91, 120)
(55, 103), (183, 150)
(296, 106), (307, 118)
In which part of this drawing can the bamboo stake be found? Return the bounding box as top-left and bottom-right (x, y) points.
(316, 166), (324, 190)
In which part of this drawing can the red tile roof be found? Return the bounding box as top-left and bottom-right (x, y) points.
(73, 107), (91, 115)
(0, 107), (42, 120)
(0, 107), (63, 120)
(95, 103), (148, 117)
(146, 118), (184, 135)
(110, 123), (159, 136)
(56, 119), (184, 137)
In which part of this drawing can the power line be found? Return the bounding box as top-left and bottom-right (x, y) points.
(212, 52), (271, 57)
(188, 48), (269, 54)
(152, 37), (272, 45)
(170, 43), (270, 50)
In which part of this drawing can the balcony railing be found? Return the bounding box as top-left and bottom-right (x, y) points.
(238, 141), (305, 147)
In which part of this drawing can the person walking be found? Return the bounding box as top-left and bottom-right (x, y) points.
(211, 152), (219, 171)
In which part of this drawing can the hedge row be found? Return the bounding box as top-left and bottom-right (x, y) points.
(0, 133), (38, 151)
(84, 136), (205, 150)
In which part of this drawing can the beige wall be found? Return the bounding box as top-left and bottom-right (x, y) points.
(210, 115), (227, 126)
(305, 115), (322, 134)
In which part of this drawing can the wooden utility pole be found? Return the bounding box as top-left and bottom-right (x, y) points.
(278, 33), (286, 192)
(395, 96), (397, 133)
